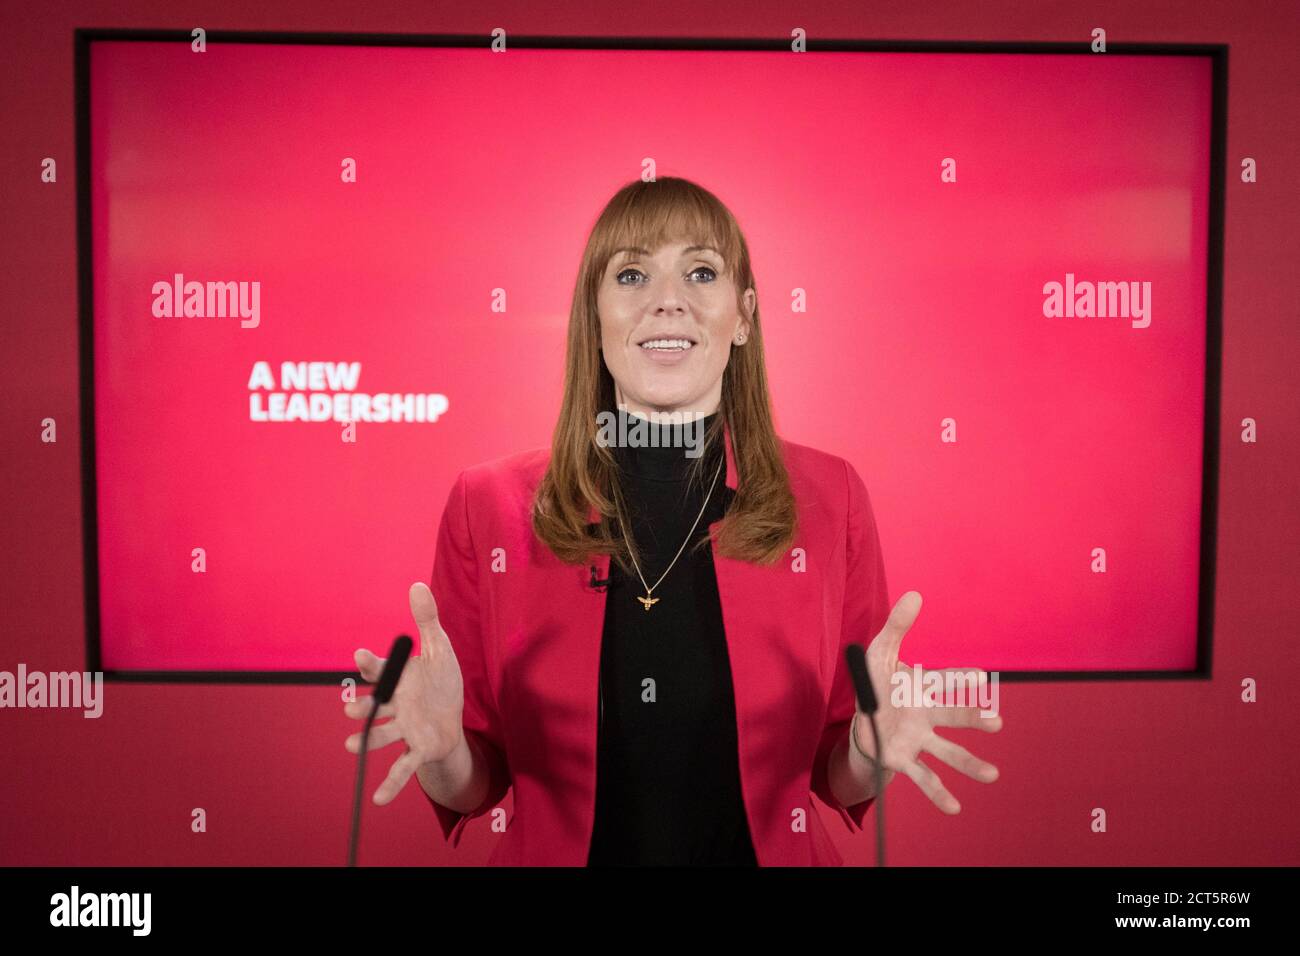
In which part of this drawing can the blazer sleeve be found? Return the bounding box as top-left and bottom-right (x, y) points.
(423, 469), (513, 847)
(809, 457), (891, 833)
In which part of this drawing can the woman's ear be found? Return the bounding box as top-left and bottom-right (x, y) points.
(735, 287), (756, 343)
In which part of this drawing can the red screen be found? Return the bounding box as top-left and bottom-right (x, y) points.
(87, 40), (1215, 674)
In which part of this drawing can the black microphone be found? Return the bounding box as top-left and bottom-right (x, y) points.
(589, 564), (609, 590)
(373, 635), (413, 705)
(846, 643), (887, 867)
(347, 634), (414, 867)
(846, 645), (877, 713)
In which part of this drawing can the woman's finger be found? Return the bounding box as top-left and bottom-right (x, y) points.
(929, 704), (1003, 732)
(372, 748), (422, 806)
(921, 731), (999, 783)
(899, 756), (961, 814)
(928, 666), (990, 691)
(343, 697), (395, 720)
(344, 720), (404, 755)
(354, 648), (385, 683)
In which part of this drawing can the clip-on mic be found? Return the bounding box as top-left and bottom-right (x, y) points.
(846, 644), (886, 867)
(347, 634), (413, 867)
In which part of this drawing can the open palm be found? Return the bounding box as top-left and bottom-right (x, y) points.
(853, 590), (1003, 814)
(343, 582), (466, 806)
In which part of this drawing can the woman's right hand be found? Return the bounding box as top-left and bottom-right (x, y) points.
(343, 581), (467, 805)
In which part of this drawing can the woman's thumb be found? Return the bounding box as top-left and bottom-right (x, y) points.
(409, 581), (444, 652)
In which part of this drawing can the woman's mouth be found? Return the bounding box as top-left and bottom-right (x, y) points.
(637, 338), (696, 365)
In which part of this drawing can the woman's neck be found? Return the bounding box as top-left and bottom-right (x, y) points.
(610, 406), (722, 482)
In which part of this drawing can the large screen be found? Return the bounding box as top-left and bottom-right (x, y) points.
(80, 35), (1222, 679)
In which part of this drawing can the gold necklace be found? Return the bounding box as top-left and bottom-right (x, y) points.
(620, 456), (725, 611)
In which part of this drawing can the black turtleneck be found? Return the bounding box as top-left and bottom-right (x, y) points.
(586, 408), (758, 866)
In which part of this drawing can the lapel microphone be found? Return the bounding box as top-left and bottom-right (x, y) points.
(347, 634), (414, 867)
(588, 564), (609, 590)
(846, 644), (887, 867)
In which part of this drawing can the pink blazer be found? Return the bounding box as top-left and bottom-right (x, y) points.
(424, 420), (891, 865)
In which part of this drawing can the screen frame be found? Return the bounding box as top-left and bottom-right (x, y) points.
(74, 28), (1228, 685)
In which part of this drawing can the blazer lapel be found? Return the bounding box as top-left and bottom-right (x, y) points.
(710, 422), (829, 865)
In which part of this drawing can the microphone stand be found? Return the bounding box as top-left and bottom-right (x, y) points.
(347, 634), (414, 867)
(846, 644), (887, 867)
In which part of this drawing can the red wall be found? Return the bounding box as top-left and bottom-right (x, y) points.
(2, 0), (1297, 866)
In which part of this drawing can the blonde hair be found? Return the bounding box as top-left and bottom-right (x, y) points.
(531, 176), (796, 573)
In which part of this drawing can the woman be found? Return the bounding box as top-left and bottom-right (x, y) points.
(343, 177), (1003, 866)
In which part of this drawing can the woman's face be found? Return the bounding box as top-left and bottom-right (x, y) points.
(597, 239), (755, 418)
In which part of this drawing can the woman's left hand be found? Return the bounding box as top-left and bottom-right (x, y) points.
(852, 590), (1003, 814)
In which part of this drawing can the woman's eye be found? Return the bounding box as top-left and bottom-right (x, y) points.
(614, 265), (715, 285)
